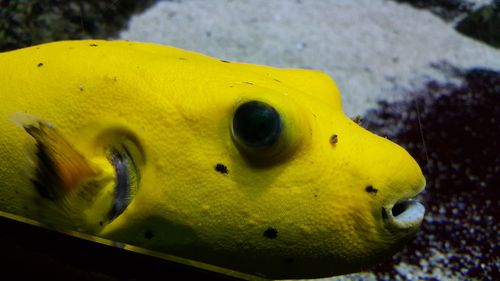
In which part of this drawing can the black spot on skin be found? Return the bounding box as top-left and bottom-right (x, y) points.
(243, 81), (254, 85)
(284, 257), (295, 264)
(273, 78), (281, 83)
(263, 227), (278, 239)
(89, 44), (98, 47)
(37, 63), (43, 67)
(178, 57), (187, 61)
(144, 230), (154, 240)
(99, 221), (103, 226)
(215, 163), (228, 174)
(365, 185), (378, 194)
(220, 60), (231, 63)
(330, 134), (338, 145)
(314, 194), (318, 198)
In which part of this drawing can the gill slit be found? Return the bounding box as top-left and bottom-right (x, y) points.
(107, 145), (139, 221)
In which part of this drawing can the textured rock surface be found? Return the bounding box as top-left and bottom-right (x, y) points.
(394, 0), (500, 49)
(392, 0), (494, 21)
(0, 0), (157, 52)
(456, 3), (500, 48)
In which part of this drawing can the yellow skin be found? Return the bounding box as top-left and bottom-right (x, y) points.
(0, 40), (425, 279)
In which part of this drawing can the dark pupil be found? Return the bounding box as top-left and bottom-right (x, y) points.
(233, 101), (282, 148)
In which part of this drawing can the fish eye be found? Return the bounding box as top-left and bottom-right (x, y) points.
(232, 101), (283, 148)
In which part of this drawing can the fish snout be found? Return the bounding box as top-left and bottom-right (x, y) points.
(378, 154), (426, 232)
(379, 161), (426, 233)
(352, 128), (427, 233)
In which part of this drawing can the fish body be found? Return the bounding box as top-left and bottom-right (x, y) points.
(0, 40), (425, 279)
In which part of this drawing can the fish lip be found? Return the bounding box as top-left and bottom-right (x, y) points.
(382, 185), (426, 230)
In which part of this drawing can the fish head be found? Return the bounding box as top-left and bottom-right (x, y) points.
(92, 52), (426, 278)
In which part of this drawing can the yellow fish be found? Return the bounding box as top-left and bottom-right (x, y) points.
(0, 40), (425, 279)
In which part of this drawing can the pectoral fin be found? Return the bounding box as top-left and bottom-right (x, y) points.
(10, 113), (142, 232)
(11, 113), (116, 231)
(24, 121), (98, 200)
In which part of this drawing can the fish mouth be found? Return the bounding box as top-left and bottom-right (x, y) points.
(382, 189), (425, 230)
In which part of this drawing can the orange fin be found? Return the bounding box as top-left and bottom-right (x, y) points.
(18, 118), (97, 200)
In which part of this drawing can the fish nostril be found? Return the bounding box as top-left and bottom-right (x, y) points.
(391, 201), (410, 217)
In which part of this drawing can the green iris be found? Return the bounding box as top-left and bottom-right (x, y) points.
(232, 101), (282, 148)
